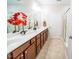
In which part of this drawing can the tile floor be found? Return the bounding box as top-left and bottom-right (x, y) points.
(36, 38), (66, 59)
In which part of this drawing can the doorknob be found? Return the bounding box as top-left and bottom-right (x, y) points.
(69, 36), (72, 39)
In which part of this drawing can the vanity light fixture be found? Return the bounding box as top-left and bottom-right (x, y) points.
(57, 0), (62, 1)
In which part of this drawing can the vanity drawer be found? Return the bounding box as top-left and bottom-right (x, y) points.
(41, 32), (43, 36)
(12, 41), (30, 58)
(37, 34), (40, 39)
(31, 37), (36, 44)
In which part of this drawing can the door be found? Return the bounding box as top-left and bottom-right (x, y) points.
(66, 8), (72, 59)
(64, 8), (72, 59)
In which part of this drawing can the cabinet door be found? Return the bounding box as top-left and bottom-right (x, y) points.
(41, 35), (44, 48)
(16, 54), (24, 59)
(46, 30), (48, 40)
(45, 32), (47, 41)
(37, 34), (41, 46)
(12, 41), (30, 59)
(44, 32), (46, 43)
(26, 43), (36, 59)
(25, 51), (28, 59)
(37, 38), (40, 46)
(37, 45), (40, 55)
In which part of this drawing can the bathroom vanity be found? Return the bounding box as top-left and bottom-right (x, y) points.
(7, 27), (48, 59)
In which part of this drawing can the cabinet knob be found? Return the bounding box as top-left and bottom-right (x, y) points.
(25, 51), (27, 54)
(21, 54), (23, 57)
(69, 36), (72, 39)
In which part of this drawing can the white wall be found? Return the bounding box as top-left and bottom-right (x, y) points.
(46, 12), (63, 38)
(39, 6), (65, 39)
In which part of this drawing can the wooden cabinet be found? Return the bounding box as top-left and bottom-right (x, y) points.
(24, 38), (36, 59)
(46, 29), (48, 41)
(36, 34), (41, 55)
(24, 50), (28, 59)
(25, 43), (36, 59)
(44, 32), (46, 43)
(7, 28), (48, 59)
(12, 41), (30, 59)
(36, 34), (41, 46)
(41, 33), (44, 48)
(31, 37), (36, 44)
(37, 45), (40, 55)
(44, 29), (48, 43)
(15, 53), (24, 59)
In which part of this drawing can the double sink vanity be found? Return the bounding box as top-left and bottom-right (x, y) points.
(7, 27), (48, 59)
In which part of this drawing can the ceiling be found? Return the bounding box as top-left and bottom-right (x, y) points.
(35, 0), (71, 6)
(7, 0), (71, 13)
(7, 0), (71, 6)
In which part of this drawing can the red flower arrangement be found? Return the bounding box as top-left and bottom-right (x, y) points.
(8, 12), (27, 33)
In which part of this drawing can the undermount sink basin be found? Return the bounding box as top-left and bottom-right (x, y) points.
(7, 39), (20, 46)
(7, 32), (19, 40)
(7, 29), (38, 46)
